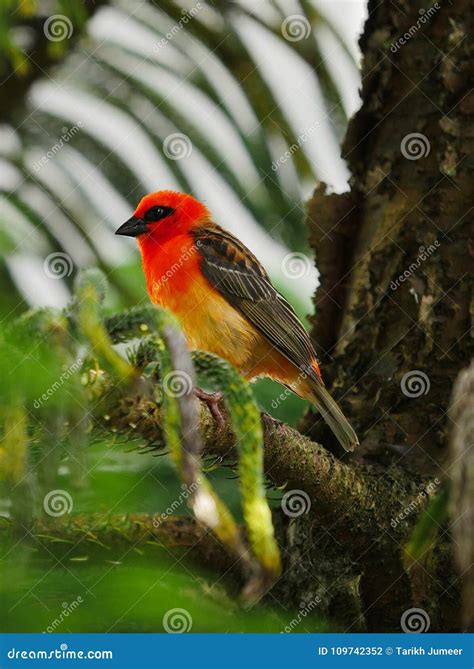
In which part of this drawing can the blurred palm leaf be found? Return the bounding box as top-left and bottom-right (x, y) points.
(0, 0), (363, 315)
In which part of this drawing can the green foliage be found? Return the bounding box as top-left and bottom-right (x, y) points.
(105, 304), (162, 343)
(100, 274), (281, 590)
(0, 307), (78, 407)
(404, 484), (450, 566)
(108, 302), (284, 581)
(73, 268), (135, 381)
(0, 439), (330, 632)
(1, 269), (281, 598)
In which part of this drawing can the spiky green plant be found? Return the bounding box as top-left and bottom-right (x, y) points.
(1, 268), (281, 597)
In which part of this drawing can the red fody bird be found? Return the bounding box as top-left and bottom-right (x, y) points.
(116, 190), (359, 451)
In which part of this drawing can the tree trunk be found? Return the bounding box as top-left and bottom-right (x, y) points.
(306, 0), (472, 466)
(296, 0), (472, 630)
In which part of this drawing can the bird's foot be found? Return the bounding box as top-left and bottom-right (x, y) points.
(194, 388), (226, 430)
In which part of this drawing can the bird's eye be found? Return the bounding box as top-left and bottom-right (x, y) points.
(143, 205), (175, 222)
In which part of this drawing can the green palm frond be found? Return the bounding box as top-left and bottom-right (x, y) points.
(0, 0), (362, 315)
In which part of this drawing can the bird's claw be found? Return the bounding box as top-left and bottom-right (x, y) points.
(194, 388), (226, 430)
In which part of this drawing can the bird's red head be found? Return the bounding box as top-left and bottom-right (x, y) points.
(115, 190), (211, 243)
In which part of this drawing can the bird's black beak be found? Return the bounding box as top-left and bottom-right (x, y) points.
(115, 216), (148, 237)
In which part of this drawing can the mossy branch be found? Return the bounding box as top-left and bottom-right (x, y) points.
(101, 304), (429, 548)
(2, 513), (235, 575)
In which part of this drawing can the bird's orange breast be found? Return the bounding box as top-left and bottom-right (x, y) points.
(140, 233), (199, 297)
(139, 234), (258, 367)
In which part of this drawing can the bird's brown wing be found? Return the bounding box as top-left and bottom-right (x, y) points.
(193, 225), (320, 381)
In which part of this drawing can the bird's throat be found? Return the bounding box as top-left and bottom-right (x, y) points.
(138, 233), (201, 307)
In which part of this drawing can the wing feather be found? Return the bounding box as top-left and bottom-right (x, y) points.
(193, 226), (319, 380)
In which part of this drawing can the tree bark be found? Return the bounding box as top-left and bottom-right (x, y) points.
(305, 0), (473, 474)
(297, 0), (472, 630)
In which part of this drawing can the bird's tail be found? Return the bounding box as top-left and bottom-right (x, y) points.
(307, 377), (359, 452)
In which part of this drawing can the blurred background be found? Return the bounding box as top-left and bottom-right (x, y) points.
(0, 0), (366, 633)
